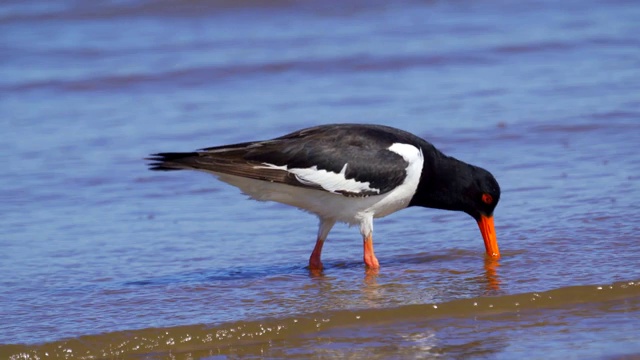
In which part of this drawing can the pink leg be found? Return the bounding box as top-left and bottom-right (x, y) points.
(363, 233), (380, 269)
(309, 239), (324, 270)
(309, 219), (335, 271)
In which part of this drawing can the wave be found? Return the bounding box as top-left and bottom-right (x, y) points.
(3, 280), (638, 359)
(4, 51), (491, 93)
(0, 0), (416, 23)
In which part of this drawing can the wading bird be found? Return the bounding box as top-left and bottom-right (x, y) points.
(148, 124), (501, 270)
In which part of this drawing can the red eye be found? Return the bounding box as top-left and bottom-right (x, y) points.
(482, 193), (493, 205)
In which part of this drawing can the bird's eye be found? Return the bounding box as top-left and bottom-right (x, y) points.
(482, 193), (493, 205)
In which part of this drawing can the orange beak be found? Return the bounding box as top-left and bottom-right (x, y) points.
(477, 215), (500, 259)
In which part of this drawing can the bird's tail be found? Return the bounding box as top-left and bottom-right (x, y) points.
(147, 152), (200, 171)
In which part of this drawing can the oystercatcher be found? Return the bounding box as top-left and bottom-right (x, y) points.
(148, 124), (501, 270)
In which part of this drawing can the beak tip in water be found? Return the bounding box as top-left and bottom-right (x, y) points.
(478, 215), (500, 259)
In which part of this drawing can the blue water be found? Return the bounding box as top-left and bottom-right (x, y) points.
(1, 0), (640, 358)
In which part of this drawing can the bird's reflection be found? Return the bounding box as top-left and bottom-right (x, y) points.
(307, 257), (501, 295)
(364, 267), (379, 285)
(484, 257), (501, 292)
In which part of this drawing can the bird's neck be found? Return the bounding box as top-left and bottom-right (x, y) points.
(409, 153), (473, 213)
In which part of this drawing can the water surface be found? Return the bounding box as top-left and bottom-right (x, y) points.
(1, 0), (640, 358)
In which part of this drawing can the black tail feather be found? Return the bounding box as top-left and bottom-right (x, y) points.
(147, 152), (199, 171)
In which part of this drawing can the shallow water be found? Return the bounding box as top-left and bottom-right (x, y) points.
(2, 0), (640, 358)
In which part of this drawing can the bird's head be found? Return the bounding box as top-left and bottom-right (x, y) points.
(462, 167), (501, 259)
(409, 154), (502, 259)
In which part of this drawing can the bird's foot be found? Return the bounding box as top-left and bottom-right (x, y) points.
(363, 254), (380, 269)
(363, 235), (380, 269)
(308, 258), (324, 277)
(308, 258), (323, 271)
(309, 238), (324, 271)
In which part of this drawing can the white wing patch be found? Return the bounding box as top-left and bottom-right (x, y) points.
(290, 164), (381, 195)
(255, 163), (380, 195)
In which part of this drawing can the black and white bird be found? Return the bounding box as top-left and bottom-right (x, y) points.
(148, 124), (501, 270)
